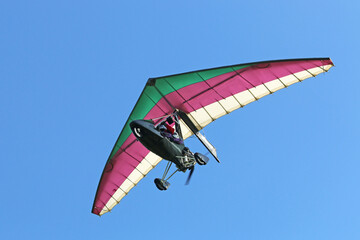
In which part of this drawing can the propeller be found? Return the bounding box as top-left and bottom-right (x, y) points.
(185, 166), (195, 185)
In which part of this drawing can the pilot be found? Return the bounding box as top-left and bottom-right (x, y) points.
(158, 122), (183, 144)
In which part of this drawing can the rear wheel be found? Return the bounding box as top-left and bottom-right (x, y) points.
(154, 178), (170, 191)
(194, 153), (209, 165)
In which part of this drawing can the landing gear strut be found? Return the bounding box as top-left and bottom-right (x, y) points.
(154, 161), (179, 191)
(154, 151), (202, 190)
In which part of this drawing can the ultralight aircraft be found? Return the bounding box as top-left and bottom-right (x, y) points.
(92, 58), (334, 216)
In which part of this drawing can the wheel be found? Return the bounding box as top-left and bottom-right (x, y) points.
(194, 153), (209, 165)
(154, 178), (170, 191)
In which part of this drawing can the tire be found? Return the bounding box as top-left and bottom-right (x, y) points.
(154, 178), (170, 191)
(194, 153), (209, 165)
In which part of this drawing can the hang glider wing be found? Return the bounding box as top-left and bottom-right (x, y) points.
(92, 58), (334, 215)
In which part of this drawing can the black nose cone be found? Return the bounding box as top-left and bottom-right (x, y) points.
(130, 119), (159, 140)
(130, 120), (145, 138)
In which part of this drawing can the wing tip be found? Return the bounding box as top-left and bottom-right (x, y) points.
(91, 208), (101, 216)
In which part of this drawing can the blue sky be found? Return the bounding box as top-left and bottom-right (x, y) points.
(1, 1), (359, 239)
